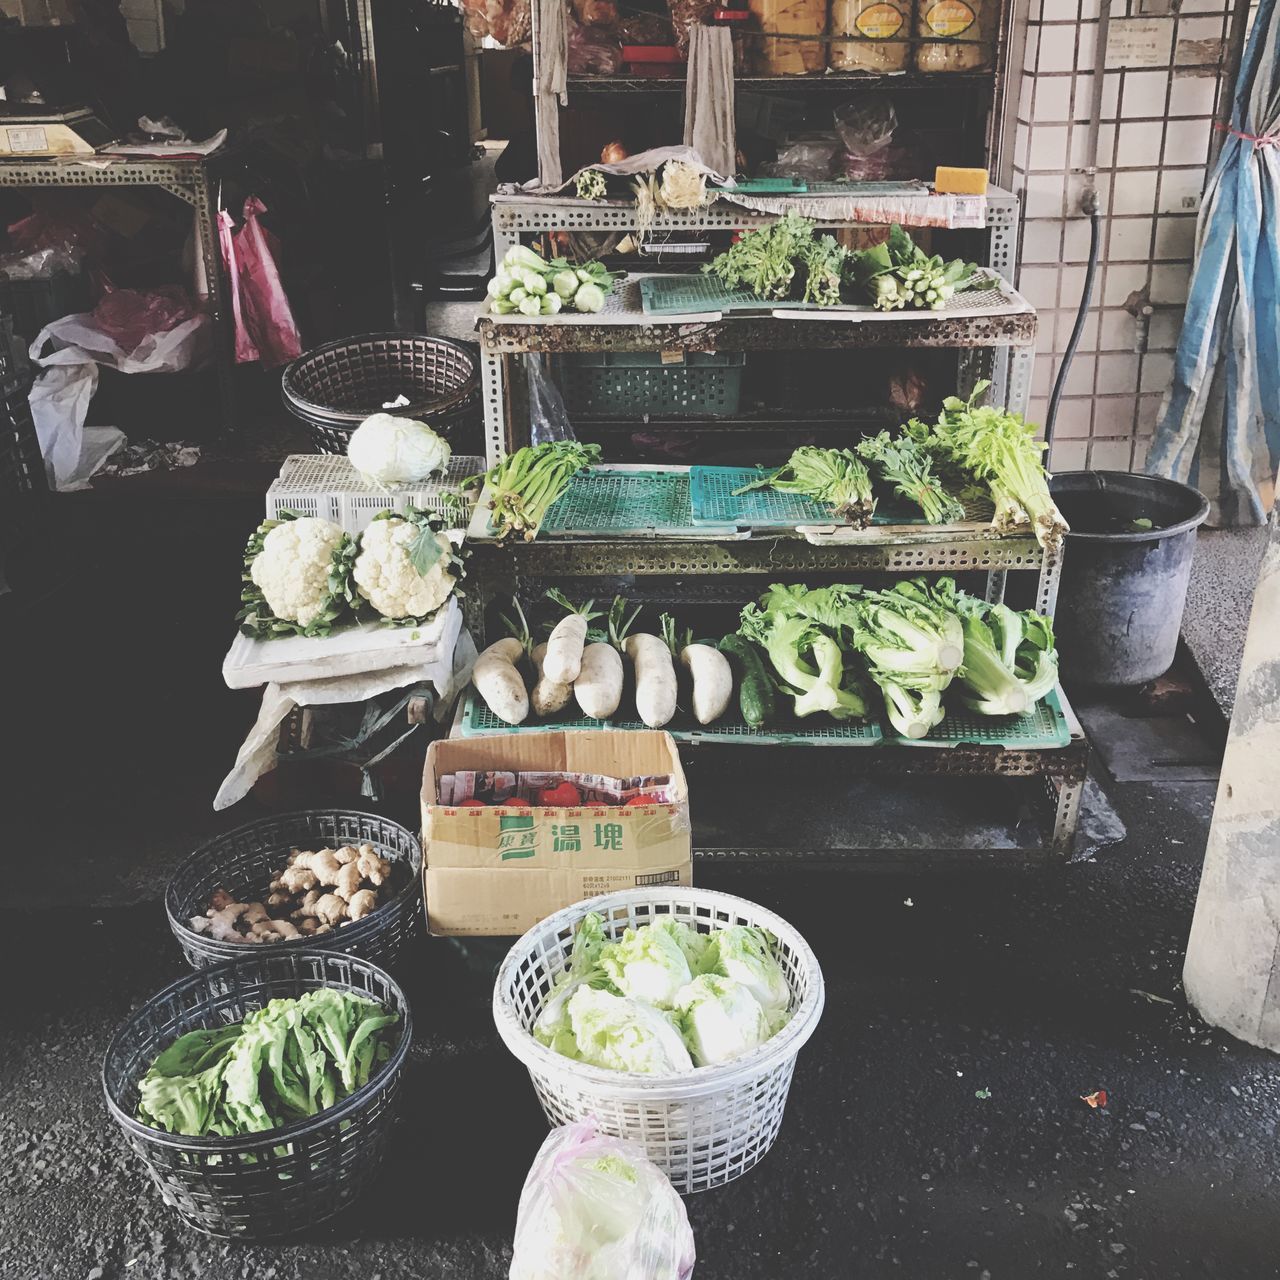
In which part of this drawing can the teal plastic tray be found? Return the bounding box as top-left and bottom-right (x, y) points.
(903, 686), (1072, 750)
(640, 275), (857, 316)
(458, 691), (883, 746)
(536, 469), (737, 538)
(690, 466), (929, 530)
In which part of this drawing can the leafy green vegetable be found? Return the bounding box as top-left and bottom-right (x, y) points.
(600, 922), (694, 1010)
(733, 446), (875, 525)
(465, 441), (602, 542)
(856, 429), (967, 524)
(698, 926), (790, 1018)
(944, 584), (1059, 716)
(704, 213), (848, 306)
(135, 990), (399, 1137)
(846, 224), (979, 312)
(575, 169), (607, 201)
(674, 974), (770, 1067)
(923, 382), (1068, 546)
(565, 987), (694, 1074)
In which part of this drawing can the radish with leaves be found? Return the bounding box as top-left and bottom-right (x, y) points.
(543, 589), (602, 685)
(574, 596), (637, 721)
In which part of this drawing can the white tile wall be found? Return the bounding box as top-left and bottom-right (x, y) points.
(1007, 0), (1233, 474)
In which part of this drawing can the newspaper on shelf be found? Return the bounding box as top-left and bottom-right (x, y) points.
(438, 770), (676, 806)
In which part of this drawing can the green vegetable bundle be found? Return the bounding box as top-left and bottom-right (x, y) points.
(487, 244), (615, 317)
(465, 441), (602, 542)
(733, 445), (875, 525)
(737, 576), (1058, 737)
(703, 213), (847, 307)
(857, 429), (966, 525)
(914, 381), (1068, 546)
(846, 225), (979, 312)
(136, 990), (399, 1137)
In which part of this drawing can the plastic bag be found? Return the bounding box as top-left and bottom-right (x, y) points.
(218, 209), (260, 364)
(760, 136), (839, 180)
(567, 18), (622, 75)
(0, 246), (81, 281)
(232, 197), (303, 369)
(527, 354), (576, 444)
(27, 364), (123, 491)
(834, 93), (898, 156)
(510, 1122), (696, 1280)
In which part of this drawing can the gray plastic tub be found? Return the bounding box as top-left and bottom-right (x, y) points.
(1050, 471), (1210, 688)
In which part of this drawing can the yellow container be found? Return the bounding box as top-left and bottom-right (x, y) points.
(829, 0), (912, 70)
(915, 0), (991, 71)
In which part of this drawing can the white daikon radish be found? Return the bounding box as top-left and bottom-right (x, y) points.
(531, 641), (573, 716)
(473, 636), (529, 724)
(542, 589), (601, 684)
(624, 633), (677, 728)
(574, 642), (624, 719)
(680, 643), (733, 725)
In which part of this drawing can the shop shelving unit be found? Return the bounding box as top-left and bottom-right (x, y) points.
(461, 177), (1087, 865)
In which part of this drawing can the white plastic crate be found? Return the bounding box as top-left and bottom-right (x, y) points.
(493, 887), (825, 1194)
(266, 454), (484, 534)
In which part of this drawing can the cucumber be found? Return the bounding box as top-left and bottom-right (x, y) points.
(718, 633), (775, 728)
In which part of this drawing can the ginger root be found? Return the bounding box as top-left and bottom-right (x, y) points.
(191, 843), (393, 943)
(347, 889), (378, 921)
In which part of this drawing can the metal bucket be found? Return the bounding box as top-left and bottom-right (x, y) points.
(1050, 471), (1210, 688)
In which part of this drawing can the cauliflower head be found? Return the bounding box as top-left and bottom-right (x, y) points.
(249, 516), (347, 628)
(353, 515), (458, 620)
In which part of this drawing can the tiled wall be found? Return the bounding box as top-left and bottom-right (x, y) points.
(1006, 0), (1234, 472)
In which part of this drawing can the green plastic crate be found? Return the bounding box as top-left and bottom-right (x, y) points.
(458, 691), (883, 746)
(536, 468), (737, 538)
(559, 351), (746, 418)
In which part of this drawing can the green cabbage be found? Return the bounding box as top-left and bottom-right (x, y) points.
(674, 975), (770, 1067)
(565, 987), (694, 1074)
(699, 926), (790, 1016)
(600, 922), (693, 1009)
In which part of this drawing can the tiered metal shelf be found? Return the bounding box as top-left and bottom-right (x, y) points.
(460, 190), (1086, 864)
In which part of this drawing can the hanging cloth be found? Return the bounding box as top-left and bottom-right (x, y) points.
(1145, 0), (1280, 524)
(684, 25), (736, 178)
(534, 0), (568, 185)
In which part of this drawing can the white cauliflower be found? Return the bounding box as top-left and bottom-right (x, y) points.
(352, 515), (458, 620)
(249, 516), (347, 628)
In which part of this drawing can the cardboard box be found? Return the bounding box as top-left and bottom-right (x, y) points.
(422, 731), (692, 936)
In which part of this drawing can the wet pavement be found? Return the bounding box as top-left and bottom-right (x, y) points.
(4, 480), (1278, 1280)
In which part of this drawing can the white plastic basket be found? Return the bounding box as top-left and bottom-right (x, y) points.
(492, 887), (825, 1193)
(265, 454), (484, 534)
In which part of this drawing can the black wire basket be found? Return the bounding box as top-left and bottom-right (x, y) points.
(281, 333), (479, 454)
(102, 949), (411, 1239)
(165, 810), (422, 971)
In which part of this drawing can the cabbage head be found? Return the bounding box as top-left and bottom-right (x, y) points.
(346, 412), (451, 486)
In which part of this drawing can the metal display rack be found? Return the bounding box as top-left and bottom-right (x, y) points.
(0, 155), (235, 431)
(460, 186), (1086, 864)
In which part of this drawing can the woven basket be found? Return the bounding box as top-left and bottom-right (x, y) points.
(102, 950), (411, 1239)
(281, 333), (479, 454)
(493, 887), (824, 1193)
(165, 810), (422, 971)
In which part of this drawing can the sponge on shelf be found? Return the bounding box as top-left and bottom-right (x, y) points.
(935, 166), (989, 195)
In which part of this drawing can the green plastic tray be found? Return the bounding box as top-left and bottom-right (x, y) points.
(458, 691), (883, 746)
(904, 686), (1072, 750)
(536, 469), (737, 538)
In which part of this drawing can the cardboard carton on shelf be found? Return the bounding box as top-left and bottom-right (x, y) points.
(421, 730), (692, 936)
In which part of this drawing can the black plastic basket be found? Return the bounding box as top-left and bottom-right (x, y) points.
(281, 333), (479, 454)
(165, 810), (422, 971)
(102, 949), (411, 1239)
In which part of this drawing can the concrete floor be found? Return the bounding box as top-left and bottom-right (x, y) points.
(5, 484), (1279, 1280)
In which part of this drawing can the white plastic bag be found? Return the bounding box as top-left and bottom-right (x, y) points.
(26, 363), (123, 491)
(510, 1122), (696, 1280)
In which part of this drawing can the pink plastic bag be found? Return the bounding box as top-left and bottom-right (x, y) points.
(224, 197), (303, 368)
(218, 208), (259, 364)
(510, 1122), (696, 1280)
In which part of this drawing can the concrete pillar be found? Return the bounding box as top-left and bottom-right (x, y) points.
(1183, 505), (1280, 1047)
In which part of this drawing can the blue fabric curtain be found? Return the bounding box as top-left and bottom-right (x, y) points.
(1145, 0), (1280, 525)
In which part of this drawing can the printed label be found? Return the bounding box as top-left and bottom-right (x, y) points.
(5, 127), (49, 154)
(498, 814), (537, 860)
(924, 0), (976, 36)
(855, 2), (905, 39)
